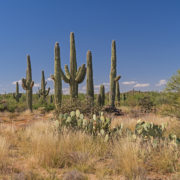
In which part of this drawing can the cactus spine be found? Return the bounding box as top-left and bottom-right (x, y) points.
(115, 81), (120, 106)
(97, 85), (105, 106)
(39, 70), (50, 103)
(51, 42), (62, 110)
(13, 82), (22, 102)
(22, 55), (34, 112)
(86, 50), (94, 105)
(61, 32), (86, 99)
(109, 40), (120, 107)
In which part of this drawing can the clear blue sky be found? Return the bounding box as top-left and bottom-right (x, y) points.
(0, 0), (180, 93)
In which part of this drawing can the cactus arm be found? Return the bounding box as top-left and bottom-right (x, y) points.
(45, 87), (50, 96)
(115, 75), (121, 81)
(45, 81), (47, 87)
(76, 67), (81, 77)
(64, 65), (71, 79)
(75, 64), (86, 83)
(30, 81), (34, 88)
(22, 78), (27, 90)
(60, 68), (70, 83)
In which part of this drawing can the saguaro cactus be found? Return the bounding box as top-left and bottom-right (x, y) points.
(109, 40), (120, 107)
(86, 50), (94, 105)
(61, 32), (86, 99)
(38, 70), (50, 103)
(13, 82), (22, 102)
(51, 42), (62, 110)
(22, 55), (34, 112)
(49, 95), (53, 104)
(97, 94), (102, 106)
(100, 85), (105, 106)
(97, 85), (105, 106)
(115, 81), (120, 106)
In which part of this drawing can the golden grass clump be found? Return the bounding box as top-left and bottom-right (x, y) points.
(112, 137), (147, 179)
(0, 136), (10, 171)
(22, 120), (109, 172)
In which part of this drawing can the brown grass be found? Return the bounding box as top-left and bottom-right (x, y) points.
(0, 112), (179, 179)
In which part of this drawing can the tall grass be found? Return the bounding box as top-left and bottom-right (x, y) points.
(0, 136), (9, 172)
(22, 120), (109, 172)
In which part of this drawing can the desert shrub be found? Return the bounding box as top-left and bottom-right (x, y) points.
(138, 96), (155, 113)
(162, 70), (180, 119)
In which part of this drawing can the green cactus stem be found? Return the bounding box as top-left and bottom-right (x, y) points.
(97, 85), (105, 106)
(38, 70), (50, 103)
(49, 95), (53, 104)
(109, 40), (121, 107)
(22, 55), (34, 112)
(100, 85), (105, 106)
(97, 94), (102, 106)
(86, 50), (94, 105)
(51, 42), (62, 110)
(61, 32), (86, 99)
(13, 82), (22, 102)
(115, 81), (120, 106)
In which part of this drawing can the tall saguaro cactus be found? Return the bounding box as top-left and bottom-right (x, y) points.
(109, 40), (121, 108)
(61, 32), (86, 99)
(86, 50), (94, 105)
(38, 70), (50, 103)
(100, 85), (105, 106)
(51, 42), (62, 110)
(13, 82), (22, 102)
(22, 55), (34, 112)
(115, 81), (121, 106)
(97, 85), (105, 107)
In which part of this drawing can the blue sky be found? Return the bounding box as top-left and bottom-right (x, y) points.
(0, 0), (180, 94)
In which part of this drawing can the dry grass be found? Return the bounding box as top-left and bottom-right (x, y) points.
(0, 112), (179, 179)
(0, 136), (10, 172)
(21, 120), (109, 173)
(112, 136), (179, 179)
(112, 137), (147, 179)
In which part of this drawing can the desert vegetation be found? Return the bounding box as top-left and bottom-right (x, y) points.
(0, 32), (180, 180)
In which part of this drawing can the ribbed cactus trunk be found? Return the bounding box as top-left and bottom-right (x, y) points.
(100, 85), (105, 106)
(22, 55), (34, 112)
(97, 94), (101, 106)
(86, 50), (94, 105)
(109, 40), (120, 108)
(39, 70), (50, 103)
(115, 81), (120, 106)
(97, 85), (105, 106)
(51, 42), (62, 110)
(61, 32), (86, 99)
(49, 95), (53, 104)
(13, 82), (21, 102)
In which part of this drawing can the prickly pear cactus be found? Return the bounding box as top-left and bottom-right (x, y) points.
(135, 120), (166, 139)
(57, 109), (124, 142)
